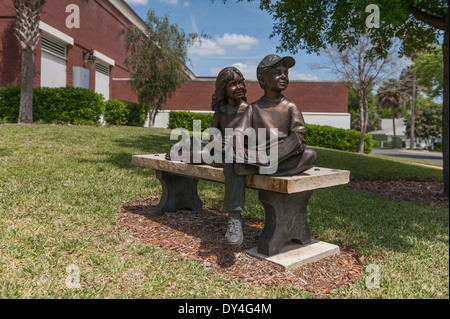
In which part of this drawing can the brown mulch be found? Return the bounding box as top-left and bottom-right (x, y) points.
(348, 180), (449, 208)
(118, 197), (364, 296)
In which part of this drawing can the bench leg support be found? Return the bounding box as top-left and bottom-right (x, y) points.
(155, 170), (203, 215)
(258, 189), (313, 256)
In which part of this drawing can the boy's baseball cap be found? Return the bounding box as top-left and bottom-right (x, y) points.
(256, 54), (296, 79)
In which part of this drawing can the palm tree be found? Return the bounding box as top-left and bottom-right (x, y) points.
(13, 0), (46, 124)
(378, 78), (407, 138)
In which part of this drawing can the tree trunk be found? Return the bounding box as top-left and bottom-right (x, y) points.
(18, 49), (34, 123)
(358, 90), (368, 154)
(148, 105), (157, 128)
(442, 29), (449, 196)
(410, 73), (416, 149)
(391, 107), (396, 138)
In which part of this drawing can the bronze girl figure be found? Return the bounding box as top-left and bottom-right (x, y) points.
(165, 66), (248, 164)
(210, 66), (248, 139)
(164, 67), (249, 247)
(209, 67), (249, 247)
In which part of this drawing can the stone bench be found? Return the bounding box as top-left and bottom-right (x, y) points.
(132, 154), (350, 257)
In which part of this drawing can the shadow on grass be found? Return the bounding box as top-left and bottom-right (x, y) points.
(77, 134), (174, 176)
(114, 134), (173, 155)
(0, 148), (13, 157)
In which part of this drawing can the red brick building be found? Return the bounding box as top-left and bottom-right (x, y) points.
(158, 77), (350, 129)
(0, 0), (166, 102)
(1, 0), (349, 128)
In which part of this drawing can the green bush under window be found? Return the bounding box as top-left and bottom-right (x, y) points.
(0, 86), (104, 125)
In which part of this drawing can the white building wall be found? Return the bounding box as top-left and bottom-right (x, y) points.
(148, 110), (351, 130)
(303, 112), (351, 129)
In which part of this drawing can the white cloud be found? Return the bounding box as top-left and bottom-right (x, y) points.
(210, 61), (258, 80)
(125, 0), (148, 5)
(189, 33), (260, 58)
(216, 33), (259, 51)
(230, 62), (258, 80)
(189, 38), (226, 57)
(288, 70), (320, 81)
(159, 0), (178, 4)
(157, 0), (189, 6)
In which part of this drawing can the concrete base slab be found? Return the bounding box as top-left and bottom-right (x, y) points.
(246, 240), (340, 271)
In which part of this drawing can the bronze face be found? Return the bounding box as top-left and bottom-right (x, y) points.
(260, 65), (289, 98)
(226, 73), (246, 104)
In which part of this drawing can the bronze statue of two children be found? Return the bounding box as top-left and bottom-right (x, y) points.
(167, 54), (317, 248)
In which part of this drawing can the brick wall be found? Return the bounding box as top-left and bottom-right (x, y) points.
(1, 0), (138, 103)
(0, 1), (20, 86)
(164, 80), (348, 113)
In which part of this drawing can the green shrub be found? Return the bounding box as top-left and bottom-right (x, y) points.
(104, 100), (129, 126)
(103, 100), (147, 126)
(124, 101), (147, 127)
(0, 86), (104, 124)
(372, 139), (380, 148)
(35, 87), (104, 124)
(168, 111), (213, 131)
(305, 124), (373, 154)
(0, 85), (21, 122)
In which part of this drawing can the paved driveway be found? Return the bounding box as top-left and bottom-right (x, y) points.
(371, 148), (443, 165)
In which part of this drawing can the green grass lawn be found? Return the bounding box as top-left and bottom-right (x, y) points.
(0, 124), (448, 299)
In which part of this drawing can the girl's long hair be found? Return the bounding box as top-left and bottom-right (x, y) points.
(210, 67), (247, 111)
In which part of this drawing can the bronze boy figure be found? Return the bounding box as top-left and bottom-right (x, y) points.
(223, 54), (317, 247)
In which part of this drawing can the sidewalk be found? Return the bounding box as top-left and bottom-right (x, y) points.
(371, 148), (443, 164)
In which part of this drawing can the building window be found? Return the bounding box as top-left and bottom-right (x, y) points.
(40, 35), (67, 87)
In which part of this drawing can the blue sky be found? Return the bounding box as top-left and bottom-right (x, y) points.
(124, 0), (334, 81)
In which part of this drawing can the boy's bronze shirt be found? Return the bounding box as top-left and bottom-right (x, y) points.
(231, 94), (307, 151)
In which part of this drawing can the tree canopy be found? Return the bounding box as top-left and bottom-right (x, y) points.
(412, 46), (444, 98)
(405, 95), (443, 148)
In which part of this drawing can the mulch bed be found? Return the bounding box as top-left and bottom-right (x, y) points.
(118, 197), (364, 296)
(117, 180), (447, 296)
(348, 180), (448, 208)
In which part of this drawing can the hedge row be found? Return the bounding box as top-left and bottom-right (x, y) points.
(168, 111), (213, 132)
(104, 99), (147, 126)
(0, 86), (147, 126)
(168, 111), (373, 154)
(305, 123), (373, 154)
(0, 86), (104, 125)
